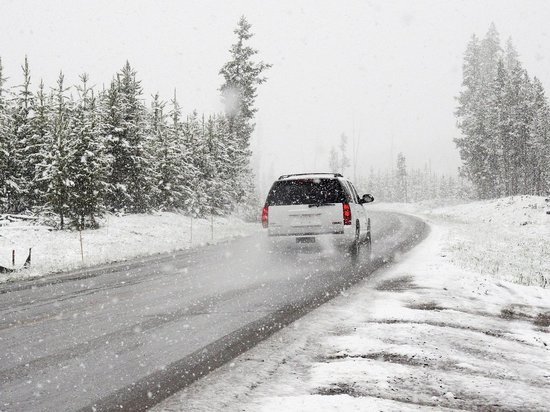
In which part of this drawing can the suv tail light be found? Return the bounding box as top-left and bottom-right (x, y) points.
(262, 205), (269, 228)
(343, 203), (352, 225)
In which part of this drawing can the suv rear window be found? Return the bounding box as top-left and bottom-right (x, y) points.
(266, 179), (346, 206)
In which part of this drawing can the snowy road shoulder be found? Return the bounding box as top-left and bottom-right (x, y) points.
(154, 213), (550, 411)
(371, 195), (550, 288)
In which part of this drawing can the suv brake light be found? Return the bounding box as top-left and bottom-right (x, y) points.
(262, 205), (269, 228)
(343, 203), (352, 225)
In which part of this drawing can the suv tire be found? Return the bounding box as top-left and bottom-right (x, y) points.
(350, 222), (361, 265)
(365, 218), (372, 262)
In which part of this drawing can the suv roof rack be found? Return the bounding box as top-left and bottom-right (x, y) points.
(278, 172), (343, 180)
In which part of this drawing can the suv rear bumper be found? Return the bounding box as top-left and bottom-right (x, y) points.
(266, 229), (355, 250)
(268, 229), (344, 236)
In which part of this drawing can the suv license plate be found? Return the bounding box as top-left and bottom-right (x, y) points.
(296, 237), (315, 244)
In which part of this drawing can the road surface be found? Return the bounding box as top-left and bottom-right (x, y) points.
(0, 211), (426, 411)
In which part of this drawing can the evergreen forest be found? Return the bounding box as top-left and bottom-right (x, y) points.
(0, 17), (270, 229)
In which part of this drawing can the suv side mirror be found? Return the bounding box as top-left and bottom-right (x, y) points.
(360, 194), (374, 204)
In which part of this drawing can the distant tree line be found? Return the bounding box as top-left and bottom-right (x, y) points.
(456, 23), (550, 198)
(359, 153), (473, 203)
(0, 16), (269, 229)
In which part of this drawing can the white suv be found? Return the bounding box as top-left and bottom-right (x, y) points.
(262, 173), (374, 261)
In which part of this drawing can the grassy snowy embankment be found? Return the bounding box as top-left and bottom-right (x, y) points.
(376, 195), (550, 288)
(0, 212), (260, 283)
(154, 196), (550, 411)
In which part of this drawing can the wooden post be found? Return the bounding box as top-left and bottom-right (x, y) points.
(79, 229), (84, 263)
(12, 250), (15, 267)
(211, 214), (214, 241)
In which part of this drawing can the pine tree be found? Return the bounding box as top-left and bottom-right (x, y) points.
(480, 23), (501, 84)
(327, 134), (351, 174)
(339, 133), (350, 173)
(0, 57), (10, 212)
(485, 58), (509, 197)
(504, 37), (519, 71)
(455, 34), (488, 197)
(182, 111), (207, 216)
(7, 57), (36, 212)
(456, 25), (550, 198)
(151, 91), (194, 211)
(43, 72), (72, 228)
(67, 74), (108, 228)
(168, 92), (196, 211)
(27, 79), (52, 209)
(511, 65), (533, 195)
(395, 153), (407, 202)
(199, 114), (218, 214)
(529, 77), (550, 195)
(219, 16), (271, 205)
(208, 114), (234, 214)
(150, 93), (170, 209)
(104, 62), (156, 213)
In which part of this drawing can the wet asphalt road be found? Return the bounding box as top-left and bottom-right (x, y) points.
(0, 211), (427, 412)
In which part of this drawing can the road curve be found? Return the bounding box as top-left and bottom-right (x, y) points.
(0, 211), (427, 412)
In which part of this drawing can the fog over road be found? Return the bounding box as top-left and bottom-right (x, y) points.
(0, 211), (426, 412)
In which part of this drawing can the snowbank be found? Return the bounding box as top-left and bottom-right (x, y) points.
(371, 195), (550, 287)
(0, 212), (260, 283)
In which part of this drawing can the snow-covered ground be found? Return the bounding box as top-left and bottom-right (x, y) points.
(154, 196), (550, 411)
(372, 195), (550, 288)
(0, 212), (259, 283)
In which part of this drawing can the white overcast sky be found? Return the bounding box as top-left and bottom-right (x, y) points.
(2, 0), (550, 190)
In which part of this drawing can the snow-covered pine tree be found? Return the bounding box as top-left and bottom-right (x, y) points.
(201, 113), (234, 215)
(408, 168), (422, 202)
(199, 114), (219, 215)
(480, 23), (502, 84)
(438, 175), (449, 199)
(339, 133), (351, 174)
(455, 35), (486, 197)
(529, 77), (550, 195)
(485, 58), (509, 197)
(166, 92), (195, 211)
(447, 176), (457, 199)
(150, 93), (170, 209)
(500, 43), (520, 195)
(104, 62), (155, 213)
(327, 134), (351, 175)
(102, 75), (123, 210)
(151, 92), (194, 211)
(7, 56), (34, 212)
(456, 25), (550, 198)
(395, 152), (407, 202)
(27, 79), (52, 209)
(514, 69), (534, 194)
(219, 16), (271, 206)
(0, 57), (10, 212)
(456, 26), (503, 199)
(365, 168), (376, 199)
(182, 111), (208, 217)
(213, 114), (237, 214)
(43, 72), (72, 228)
(499, 40), (522, 195)
(499, 41), (533, 196)
(477, 25), (501, 198)
(67, 74), (108, 229)
(382, 170), (394, 202)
